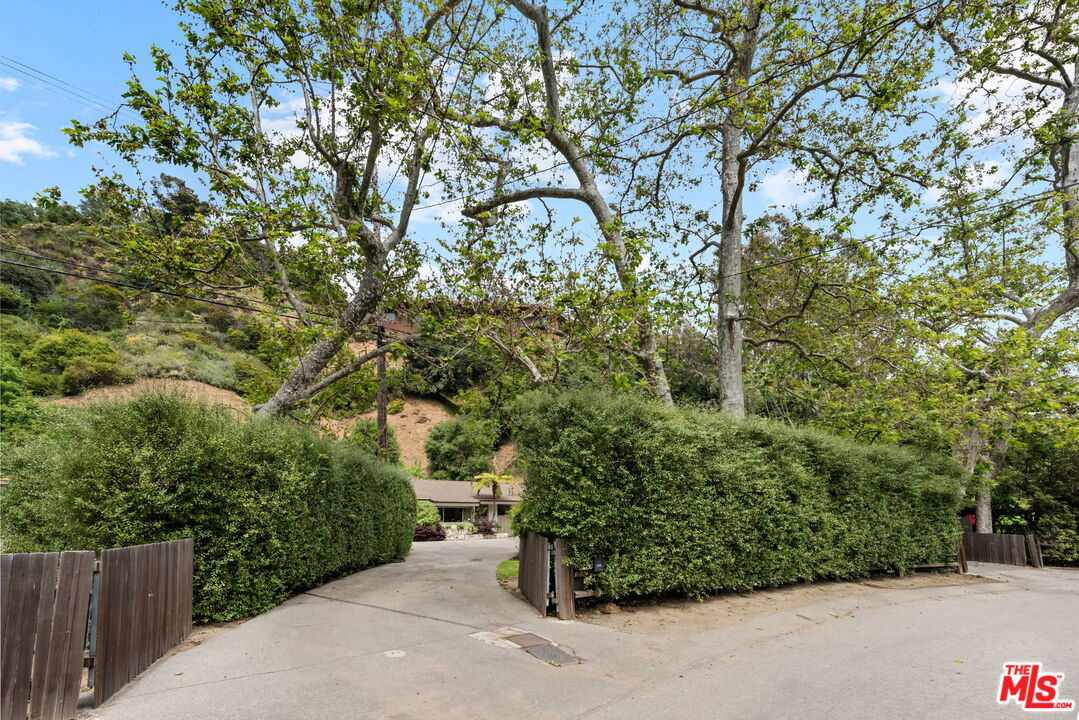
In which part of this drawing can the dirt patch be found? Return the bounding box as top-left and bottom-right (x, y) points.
(493, 440), (524, 481)
(319, 395), (456, 470)
(45, 379), (251, 413)
(171, 619), (247, 655)
(320, 394), (524, 475)
(578, 573), (998, 638)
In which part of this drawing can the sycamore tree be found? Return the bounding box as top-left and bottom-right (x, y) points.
(430, 0), (680, 404)
(912, 0), (1079, 530)
(66, 0), (473, 417)
(633, 0), (944, 417)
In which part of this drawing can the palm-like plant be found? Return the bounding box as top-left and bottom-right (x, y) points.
(473, 472), (517, 531)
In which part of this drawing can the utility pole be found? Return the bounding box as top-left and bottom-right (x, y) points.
(376, 319), (389, 459)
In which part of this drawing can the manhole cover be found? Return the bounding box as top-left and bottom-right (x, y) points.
(526, 644), (578, 666)
(506, 633), (549, 649)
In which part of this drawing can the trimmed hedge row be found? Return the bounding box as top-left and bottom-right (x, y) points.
(0, 395), (415, 621)
(514, 390), (962, 599)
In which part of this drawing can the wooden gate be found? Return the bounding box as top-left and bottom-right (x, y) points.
(962, 533), (1043, 567)
(517, 533), (550, 615)
(517, 534), (589, 620)
(0, 551), (94, 720)
(94, 539), (193, 706)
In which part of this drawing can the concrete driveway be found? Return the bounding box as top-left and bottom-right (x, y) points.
(88, 540), (1079, 720)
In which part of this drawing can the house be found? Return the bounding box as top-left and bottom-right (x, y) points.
(410, 478), (523, 532)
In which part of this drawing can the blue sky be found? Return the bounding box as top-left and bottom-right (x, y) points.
(0, 1), (183, 202)
(0, 0), (1033, 281)
(0, 1), (820, 215)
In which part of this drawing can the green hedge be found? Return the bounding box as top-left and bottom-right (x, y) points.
(514, 390), (962, 599)
(0, 394), (415, 622)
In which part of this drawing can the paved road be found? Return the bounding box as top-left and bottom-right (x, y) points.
(88, 541), (1079, 720)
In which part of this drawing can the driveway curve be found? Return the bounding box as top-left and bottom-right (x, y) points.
(88, 541), (1079, 720)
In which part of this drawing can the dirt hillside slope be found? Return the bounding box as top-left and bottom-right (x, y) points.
(44, 379), (251, 413)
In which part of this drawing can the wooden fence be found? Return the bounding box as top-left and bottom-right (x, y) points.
(962, 532), (1043, 567)
(94, 539), (193, 706)
(517, 533), (592, 620)
(0, 539), (193, 720)
(1, 552), (94, 720)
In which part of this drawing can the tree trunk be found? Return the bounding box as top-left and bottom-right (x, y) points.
(255, 256), (385, 418)
(716, 122), (745, 418)
(637, 321), (674, 405)
(975, 487), (993, 534)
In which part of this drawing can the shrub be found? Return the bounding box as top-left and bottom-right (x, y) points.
(60, 358), (136, 395)
(474, 515), (496, 536)
(0, 349), (41, 439)
(348, 418), (402, 464)
(0, 394), (416, 622)
(387, 396), (405, 414)
(416, 500), (440, 527)
(0, 315), (43, 358)
(22, 369), (62, 396)
(424, 417), (496, 482)
(224, 321), (260, 351)
(23, 329), (119, 372)
(0, 258), (58, 301)
(67, 284), (127, 331)
(514, 390), (963, 599)
(203, 308), (236, 333)
(414, 523), (447, 541)
(0, 283), (30, 315)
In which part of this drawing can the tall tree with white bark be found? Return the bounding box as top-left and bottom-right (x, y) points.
(636, 0), (941, 416)
(918, 0), (1079, 531)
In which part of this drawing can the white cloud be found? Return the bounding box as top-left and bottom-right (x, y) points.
(0, 122), (57, 164)
(760, 166), (818, 207)
(0, 77), (20, 92)
(932, 55), (1053, 137)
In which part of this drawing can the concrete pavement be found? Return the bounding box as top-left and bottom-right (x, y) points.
(86, 541), (1079, 720)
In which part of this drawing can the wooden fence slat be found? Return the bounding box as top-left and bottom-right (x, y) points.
(553, 539), (576, 621)
(27, 553), (59, 720)
(0, 553), (13, 720)
(182, 539), (193, 638)
(2, 553), (42, 720)
(54, 553), (93, 720)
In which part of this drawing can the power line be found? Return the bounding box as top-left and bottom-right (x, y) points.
(0, 58), (141, 124)
(6, 181), (1068, 329)
(0, 54), (123, 109)
(2, 246), (308, 318)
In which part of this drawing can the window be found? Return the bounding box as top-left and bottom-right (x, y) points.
(439, 507), (469, 523)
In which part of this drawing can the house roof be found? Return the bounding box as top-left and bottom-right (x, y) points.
(411, 478), (523, 506)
